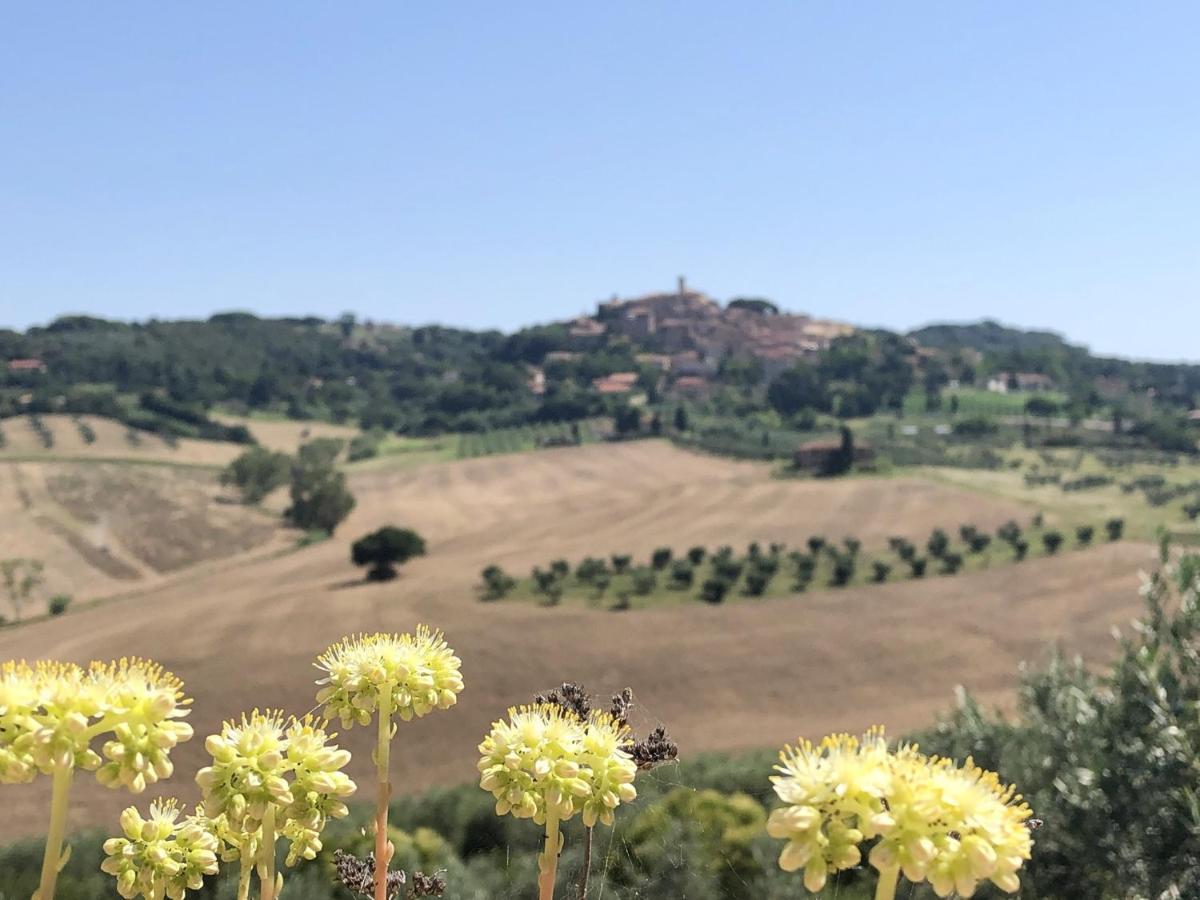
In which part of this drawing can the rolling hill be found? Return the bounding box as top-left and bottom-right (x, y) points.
(0, 440), (1153, 841)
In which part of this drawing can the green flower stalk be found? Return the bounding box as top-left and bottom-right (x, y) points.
(195, 711), (356, 900)
(766, 728), (1033, 899)
(315, 627), (464, 900)
(0, 658), (193, 900)
(477, 704), (637, 900)
(101, 799), (220, 900)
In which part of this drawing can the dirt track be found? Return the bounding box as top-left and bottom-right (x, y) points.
(0, 441), (1156, 840)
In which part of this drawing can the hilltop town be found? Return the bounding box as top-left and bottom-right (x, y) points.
(544, 277), (855, 396)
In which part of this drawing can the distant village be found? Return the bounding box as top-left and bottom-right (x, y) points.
(528, 277), (855, 401)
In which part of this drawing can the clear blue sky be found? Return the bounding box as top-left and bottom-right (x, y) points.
(2, 3), (1197, 361)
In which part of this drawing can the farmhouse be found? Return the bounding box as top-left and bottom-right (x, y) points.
(669, 375), (711, 398)
(592, 372), (639, 395)
(792, 438), (875, 471)
(7, 358), (47, 373)
(987, 372), (1056, 393)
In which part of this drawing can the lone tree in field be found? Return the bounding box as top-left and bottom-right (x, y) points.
(0, 558), (44, 621)
(1043, 530), (1064, 555)
(351, 526), (426, 581)
(221, 445), (292, 504)
(287, 440), (356, 534)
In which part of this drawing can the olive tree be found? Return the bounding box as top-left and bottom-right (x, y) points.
(351, 526), (426, 581)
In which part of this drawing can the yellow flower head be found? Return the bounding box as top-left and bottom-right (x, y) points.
(477, 704), (639, 828)
(315, 627), (464, 728)
(767, 729), (1034, 897)
(195, 711), (355, 866)
(101, 799), (220, 900)
(766, 729), (894, 892)
(90, 659), (194, 793)
(0, 658), (192, 790)
(917, 757), (1033, 897)
(577, 712), (638, 828)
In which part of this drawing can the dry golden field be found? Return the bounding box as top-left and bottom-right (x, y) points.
(0, 440), (1156, 840)
(0, 414), (245, 466)
(213, 414), (361, 454)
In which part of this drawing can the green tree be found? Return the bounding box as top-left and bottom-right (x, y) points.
(287, 447), (356, 534)
(220, 446), (293, 504)
(673, 405), (690, 432)
(0, 558), (44, 621)
(479, 565), (516, 600)
(916, 549), (1200, 899)
(818, 426), (855, 477)
(766, 363), (823, 417)
(351, 526), (426, 581)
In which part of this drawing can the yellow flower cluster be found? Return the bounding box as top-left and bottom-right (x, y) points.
(195, 711), (355, 866)
(101, 799), (220, 900)
(766, 729), (1033, 897)
(477, 704), (638, 828)
(314, 627), (464, 728)
(0, 658), (192, 790)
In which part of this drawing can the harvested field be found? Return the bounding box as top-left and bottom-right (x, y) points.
(0, 415), (244, 467)
(0, 441), (1157, 839)
(214, 415), (361, 455)
(0, 460), (287, 619)
(44, 463), (279, 573)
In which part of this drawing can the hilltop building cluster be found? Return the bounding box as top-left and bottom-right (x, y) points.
(557, 278), (855, 396)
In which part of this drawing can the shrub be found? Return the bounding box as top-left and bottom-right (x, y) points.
(549, 559), (570, 579)
(610, 554), (632, 574)
(220, 446), (292, 504)
(806, 536), (826, 555)
(1061, 474), (1114, 492)
(940, 552), (964, 574)
(1033, 512), (1045, 528)
(712, 557), (744, 582)
(650, 547), (673, 570)
(870, 561), (891, 583)
(1076, 524), (1095, 546)
(967, 533), (992, 554)
(532, 567), (558, 593)
(76, 420), (97, 444)
(480, 565), (516, 600)
(997, 520), (1022, 546)
(742, 571), (770, 597)
(47, 594), (71, 616)
(1042, 530), (1064, 554)
(1106, 517), (1125, 541)
(669, 560), (695, 589)
(1014, 539), (1030, 561)
(700, 577), (731, 604)
(914, 549), (1200, 899)
(351, 526), (426, 580)
(829, 554), (856, 587)
(347, 430), (385, 462)
(952, 415), (998, 437)
(926, 528), (950, 559)
(843, 537), (861, 558)
(575, 557), (608, 583)
(1184, 500), (1200, 521)
(540, 581), (564, 606)
(631, 568), (657, 596)
(958, 524), (979, 544)
(686, 546), (707, 565)
(909, 557), (928, 578)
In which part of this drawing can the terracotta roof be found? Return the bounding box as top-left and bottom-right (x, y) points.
(7, 358), (46, 372)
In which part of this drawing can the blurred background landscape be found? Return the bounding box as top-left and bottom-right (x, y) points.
(2, 3), (1199, 898)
